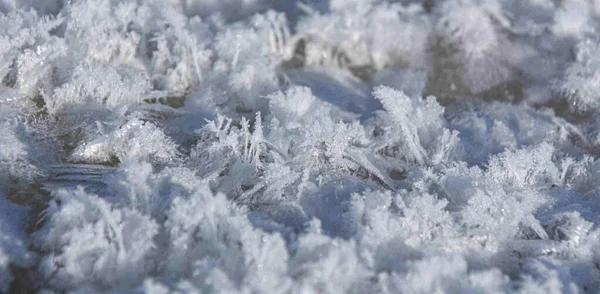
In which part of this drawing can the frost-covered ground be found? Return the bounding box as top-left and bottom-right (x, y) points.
(2, 0), (600, 293)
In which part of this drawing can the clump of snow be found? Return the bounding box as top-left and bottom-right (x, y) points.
(560, 38), (600, 113)
(33, 188), (158, 290)
(2, 0), (600, 293)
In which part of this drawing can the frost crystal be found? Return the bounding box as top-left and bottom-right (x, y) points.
(1, 0), (600, 293)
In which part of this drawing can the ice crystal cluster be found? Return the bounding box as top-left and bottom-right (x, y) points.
(2, 0), (600, 293)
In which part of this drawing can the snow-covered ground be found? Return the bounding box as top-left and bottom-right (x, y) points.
(2, 0), (600, 292)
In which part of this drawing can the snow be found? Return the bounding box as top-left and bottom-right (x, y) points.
(2, 0), (600, 293)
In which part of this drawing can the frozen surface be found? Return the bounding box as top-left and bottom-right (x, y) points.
(2, 0), (600, 292)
